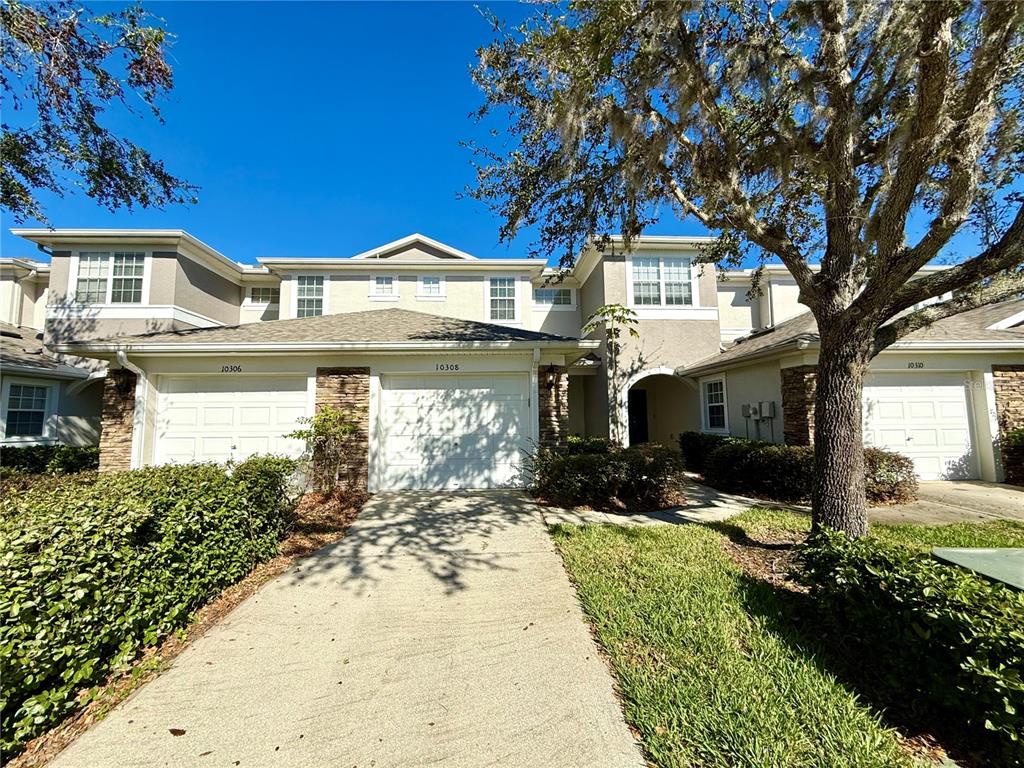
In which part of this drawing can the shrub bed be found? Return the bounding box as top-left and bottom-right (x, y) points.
(0, 445), (99, 475)
(797, 531), (1024, 764)
(1003, 427), (1024, 487)
(679, 431), (918, 504)
(0, 456), (296, 760)
(525, 442), (682, 510)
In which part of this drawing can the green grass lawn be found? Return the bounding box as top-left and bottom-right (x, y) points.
(553, 511), (1024, 767)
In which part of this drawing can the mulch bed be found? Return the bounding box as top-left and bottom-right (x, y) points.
(7, 490), (367, 768)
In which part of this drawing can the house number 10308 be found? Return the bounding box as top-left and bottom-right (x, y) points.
(436, 363), (460, 371)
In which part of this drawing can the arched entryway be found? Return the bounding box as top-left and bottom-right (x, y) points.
(620, 368), (695, 447)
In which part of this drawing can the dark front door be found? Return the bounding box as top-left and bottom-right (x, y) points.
(628, 389), (649, 445)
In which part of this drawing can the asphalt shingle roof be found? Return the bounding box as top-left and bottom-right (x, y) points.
(688, 298), (1024, 373)
(67, 308), (582, 347)
(1, 322), (66, 372)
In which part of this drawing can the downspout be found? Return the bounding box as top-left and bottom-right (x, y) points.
(530, 348), (541, 447)
(115, 349), (146, 469)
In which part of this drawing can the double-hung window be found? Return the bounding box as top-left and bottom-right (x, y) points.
(249, 286), (280, 305)
(370, 275), (396, 299)
(4, 383), (50, 438)
(702, 379), (727, 431)
(489, 277), (517, 321)
(75, 252), (146, 304)
(534, 287), (573, 306)
(296, 276), (324, 317)
(418, 275), (442, 298)
(630, 255), (694, 307)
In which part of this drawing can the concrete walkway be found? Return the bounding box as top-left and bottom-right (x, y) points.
(53, 492), (644, 768)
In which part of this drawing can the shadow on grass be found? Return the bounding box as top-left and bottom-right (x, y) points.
(723, 544), (991, 768)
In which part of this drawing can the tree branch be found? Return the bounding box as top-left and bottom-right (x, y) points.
(872, 270), (1024, 355)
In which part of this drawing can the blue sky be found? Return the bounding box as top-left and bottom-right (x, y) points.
(2, 1), (703, 265)
(1, 2), (1006, 267)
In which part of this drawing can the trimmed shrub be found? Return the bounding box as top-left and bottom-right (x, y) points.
(677, 431), (738, 474)
(690, 433), (917, 504)
(797, 531), (1024, 764)
(0, 445), (99, 475)
(0, 455), (296, 760)
(1003, 427), (1024, 487)
(525, 442), (682, 510)
(565, 435), (612, 455)
(704, 441), (814, 502)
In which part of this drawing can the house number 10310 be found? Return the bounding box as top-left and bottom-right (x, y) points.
(436, 363), (460, 371)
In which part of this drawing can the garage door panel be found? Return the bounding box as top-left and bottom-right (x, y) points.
(863, 373), (977, 481)
(378, 373), (529, 490)
(156, 377), (307, 465)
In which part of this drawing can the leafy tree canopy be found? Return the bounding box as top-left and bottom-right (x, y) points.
(1, 0), (197, 223)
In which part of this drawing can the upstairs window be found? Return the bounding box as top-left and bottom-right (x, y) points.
(296, 276), (324, 318)
(4, 383), (49, 437)
(249, 286), (280, 304)
(75, 253), (109, 304)
(631, 256), (694, 307)
(75, 252), (146, 304)
(418, 275), (442, 297)
(370, 275), (396, 298)
(489, 277), (517, 321)
(534, 287), (573, 306)
(702, 378), (727, 431)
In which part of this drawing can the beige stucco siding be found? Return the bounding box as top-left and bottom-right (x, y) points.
(46, 253), (72, 304)
(717, 282), (757, 340)
(173, 254), (242, 325)
(56, 378), (103, 445)
(713, 360), (786, 442)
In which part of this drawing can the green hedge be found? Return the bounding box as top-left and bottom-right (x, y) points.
(0, 456), (296, 760)
(1003, 427), (1024, 486)
(525, 442), (682, 510)
(0, 445), (99, 475)
(798, 531), (1024, 764)
(678, 431), (918, 504)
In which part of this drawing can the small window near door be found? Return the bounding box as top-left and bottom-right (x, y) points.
(4, 383), (49, 437)
(702, 378), (727, 431)
(296, 276), (324, 317)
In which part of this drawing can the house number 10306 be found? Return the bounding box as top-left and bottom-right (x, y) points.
(436, 363), (460, 371)
(221, 365), (242, 373)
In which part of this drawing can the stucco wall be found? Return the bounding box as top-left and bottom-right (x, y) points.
(0, 273), (21, 326)
(173, 253), (242, 325)
(716, 360), (787, 442)
(717, 282), (757, 340)
(56, 378), (103, 445)
(630, 374), (699, 446)
(567, 375), (587, 436)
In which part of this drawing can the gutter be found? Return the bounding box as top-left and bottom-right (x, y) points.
(115, 349), (145, 377)
(54, 338), (602, 357)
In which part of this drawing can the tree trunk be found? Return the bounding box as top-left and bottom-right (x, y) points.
(811, 329), (873, 538)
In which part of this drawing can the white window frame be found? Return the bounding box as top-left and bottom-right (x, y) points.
(624, 253), (716, 319)
(1, 377), (57, 444)
(67, 250), (153, 306)
(532, 286), (576, 311)
(243, 285), (281, 307)
(293, 274), (328, 318)
(368, 274), (400, 301)
(485, 275), (521, 324)
(416, 274), (446, 301)
(700, 375), (729, 434)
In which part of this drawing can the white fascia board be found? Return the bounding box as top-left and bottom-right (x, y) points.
(257, 258), (543, 271)
(987, 309), (1024, 330)
(0, 363), (90, 380)
(53, 339), (601, 356)
(348, 233), (480, 261)
(11, 228), (248, 276)
(886, 340), (1024, 350)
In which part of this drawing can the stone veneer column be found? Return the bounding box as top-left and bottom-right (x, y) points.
(315, 367), (370, 490)
(993, 365), (1024, 485)
(538, 366), (569, 448)
(98, 369), (137, 472)
(780, 365), (817, 446)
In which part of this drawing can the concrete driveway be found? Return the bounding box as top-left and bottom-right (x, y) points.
(52, 492), (643, 768)
(870, 480), (1024, 525)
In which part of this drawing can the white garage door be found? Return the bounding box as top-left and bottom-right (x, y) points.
(862, 373), (977, 480)
(155, 377), (308, 465)
(378, 373), (530, 490)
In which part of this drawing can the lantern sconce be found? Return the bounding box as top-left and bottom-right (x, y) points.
(544, 364), (559, 390)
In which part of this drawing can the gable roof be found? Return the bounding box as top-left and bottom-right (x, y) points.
(348, 233), (478, 261)
(54, 308), (598, 356)
(1, 322), (91, 378)
(681, 298), (1024, 377)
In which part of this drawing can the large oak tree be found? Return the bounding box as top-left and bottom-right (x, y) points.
(1, 0), (196, 223)
(469, 0), (1024, 536)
